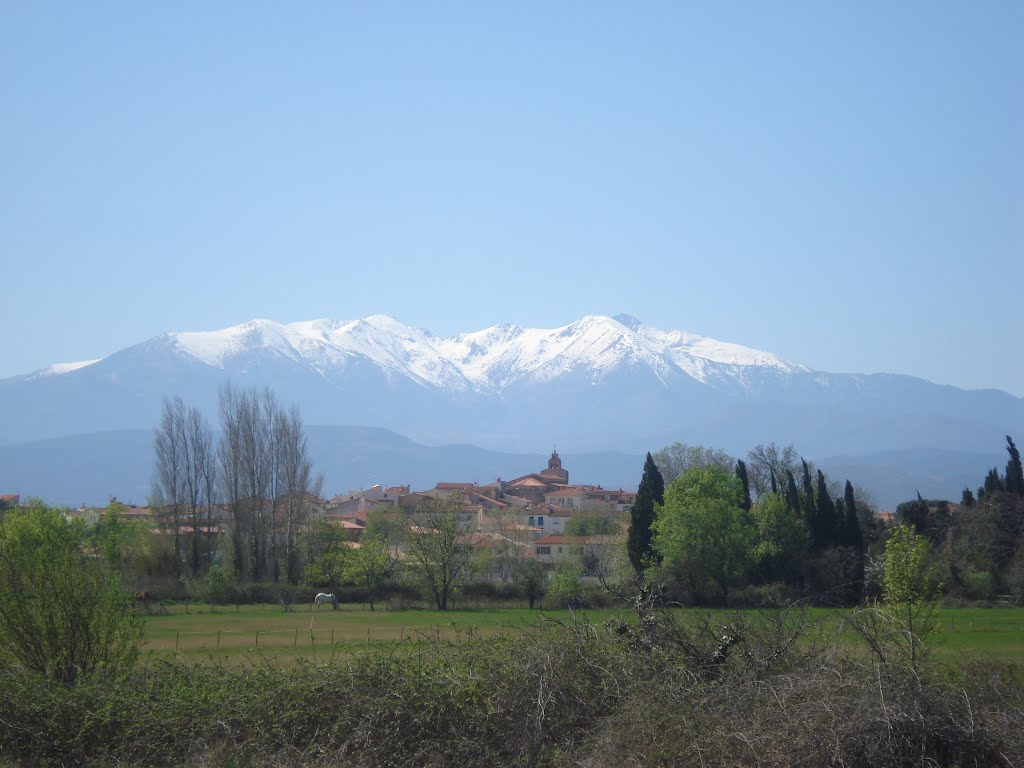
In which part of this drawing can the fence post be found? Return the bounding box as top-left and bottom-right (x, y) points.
(295, 628), (298, 647)
(331, 628), (334, 646)
(175, 631), (180, 651)
(256, 631), (259, 649)
(217, 630), (221, 649)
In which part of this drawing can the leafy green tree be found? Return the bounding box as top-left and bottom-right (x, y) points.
(750, 492), (808, 582)
(0, 503), (143, 684)
(343, 539), (392, 611)
(882, 524), (940, 668)
(565, 513), (621, 536)
(653, 466), (756, 602)
(627, 453), (664, 575)
(548, 562), (584, 607)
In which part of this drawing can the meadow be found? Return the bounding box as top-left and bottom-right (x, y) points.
(142, 601), (1024, 662)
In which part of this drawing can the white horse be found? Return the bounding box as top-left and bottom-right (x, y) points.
(314, 592), (336, 610)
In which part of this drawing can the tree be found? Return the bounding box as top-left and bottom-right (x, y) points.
(652, 442), (734, 484)
(735, 460), (752, 511)
(404, 494), (476, 610)
(815, 470), (838, 548)
(512, 558), (548, 609)
(0, 503), (143, 684)
(842, 479), (864, 553)
(746, 442), (800, 498)
(627, 453), (665, 575)
(896, 493), (929, 535)
(343, 539), (392, 611)
(750, 492), (808, 583)
(653, 466), (756, 602)
(1006, 436), (1024, 496)
(882, 524), (940, 668)
(153, 397), (186, 578)
(801, 459), (817, 523)
(783, 470), (801, 516)
(565, 513), (621, 536)
(274, 403), (321, 584)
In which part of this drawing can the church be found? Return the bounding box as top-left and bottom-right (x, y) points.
(501, 449), (569, 504)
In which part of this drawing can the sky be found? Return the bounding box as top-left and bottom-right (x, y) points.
(2, 2), (1022, 395)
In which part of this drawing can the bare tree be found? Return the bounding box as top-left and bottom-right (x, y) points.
(181, 405), (215, 578)
(652, 442), (735, 484)
(746, 442), (801, 498)
(218, 384), (247, 579)
(275, 403), (321, 584)
(153, 397), (186, 578)
(404, 494), (476, 610)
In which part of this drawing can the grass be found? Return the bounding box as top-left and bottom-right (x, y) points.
(142, 602), (630, 658)
(140, 602), (1024, 661)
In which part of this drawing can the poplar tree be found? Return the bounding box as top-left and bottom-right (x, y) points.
(628, 453), (665, 575)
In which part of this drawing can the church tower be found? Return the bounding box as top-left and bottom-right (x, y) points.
(539, 447), (569, 484)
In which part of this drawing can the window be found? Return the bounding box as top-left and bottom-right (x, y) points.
(537, 516), (544, 526)
(528, 516), (534, 525)
(536, 546), (551, 555)
(557, 546), (563, 553)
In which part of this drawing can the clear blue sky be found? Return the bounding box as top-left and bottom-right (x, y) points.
(2, 2), (1021, 394)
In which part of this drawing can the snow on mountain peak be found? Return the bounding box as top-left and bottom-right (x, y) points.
(161, 313), (802, 390)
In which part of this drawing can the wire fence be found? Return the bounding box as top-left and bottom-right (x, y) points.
(158, 623), (477, 652)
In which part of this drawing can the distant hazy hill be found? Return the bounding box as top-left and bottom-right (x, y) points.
(0, 426), (646, 508)
(0, 425), (1004, 510)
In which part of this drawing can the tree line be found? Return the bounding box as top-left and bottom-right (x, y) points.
(630, 442), (873, 604)
(152, 385), (321, 586)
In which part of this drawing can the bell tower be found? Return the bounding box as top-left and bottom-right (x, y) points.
(539, 446), (568, 483)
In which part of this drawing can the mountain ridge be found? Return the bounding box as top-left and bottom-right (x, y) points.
(1, 314), (1019, 462)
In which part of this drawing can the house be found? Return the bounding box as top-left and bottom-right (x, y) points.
(532, 534), (621, 577)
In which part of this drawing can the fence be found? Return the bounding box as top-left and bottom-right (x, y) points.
(162, 623), (465, 653)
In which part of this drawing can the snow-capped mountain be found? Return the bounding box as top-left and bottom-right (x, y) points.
(1, 314), (1020, 464)
(158, 313), (802, 393)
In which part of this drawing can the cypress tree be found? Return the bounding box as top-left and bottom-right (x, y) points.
(984, 468), (1004, 496)
(770, 470), (778, 495)
(1005, 436), (1024, 495)
(961, 487), (975, 507)
(784, 470), (801, 515)
(736, 459), (752, 511)
(816, 470), (837, 548)
(843, 480), (863, 552)
(801, 459), (817, 517)
(627, 452), (665, 575)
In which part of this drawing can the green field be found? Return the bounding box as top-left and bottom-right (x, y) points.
(141, 602), (1024, 662)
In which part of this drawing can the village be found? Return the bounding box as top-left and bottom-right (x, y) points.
(2, 449), (636, 581)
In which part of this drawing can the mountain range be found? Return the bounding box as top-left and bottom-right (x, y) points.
(1, 314), (1020, 507)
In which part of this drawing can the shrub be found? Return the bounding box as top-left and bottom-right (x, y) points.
(0, 504), (143, 684)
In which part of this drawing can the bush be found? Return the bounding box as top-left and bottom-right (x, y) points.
(0, 504), (143, 684)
